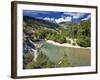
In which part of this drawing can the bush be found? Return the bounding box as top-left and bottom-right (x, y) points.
(46, 32), (66, 44)
(77, 36), (90, 47)
(57, 36), (66, 44)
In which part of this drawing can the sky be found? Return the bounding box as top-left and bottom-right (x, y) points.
(23, 10), (91, 24)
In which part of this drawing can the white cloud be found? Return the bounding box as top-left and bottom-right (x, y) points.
(43, 17), (50, 21)
(43, 17), (55, 21)
(51, 18), (55, 21)
(44, 16), (72, 23)
(55, 16), (72, 23)
(73, 15), (81, 19)
(82, 15), (91, 20)
(64, 12), (85, 19)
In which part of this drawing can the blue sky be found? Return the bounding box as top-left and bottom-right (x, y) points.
(23, 10), (91, 23)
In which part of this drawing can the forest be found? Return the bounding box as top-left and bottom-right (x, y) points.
(27, 20), (91, 47)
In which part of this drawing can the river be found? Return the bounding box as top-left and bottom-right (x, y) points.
(40, 42), (90, 67)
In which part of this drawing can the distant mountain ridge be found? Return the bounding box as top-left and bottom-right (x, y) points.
(23, 15), (60, 28)
(59, 21), (78, 26)
(23, 15), (89, 30)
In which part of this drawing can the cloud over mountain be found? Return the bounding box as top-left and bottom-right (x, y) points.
(82, 15), (91, 20)
(23, 10), (91, 24)
(63, 12), (86, 19)
(55, 16), (72, 23)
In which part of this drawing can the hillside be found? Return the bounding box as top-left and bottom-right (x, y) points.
(23, 15), (91, 47)
(23, 15), (60, 29)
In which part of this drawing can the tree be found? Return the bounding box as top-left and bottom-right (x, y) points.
(77, 20), (91, 47)
(77, 36), (90, 47)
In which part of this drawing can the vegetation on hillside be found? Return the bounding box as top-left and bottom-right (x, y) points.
(25, 19), (91, 47)
(77, 20), (91, 47)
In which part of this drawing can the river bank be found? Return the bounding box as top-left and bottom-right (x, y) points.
(46, 40), (90, 49)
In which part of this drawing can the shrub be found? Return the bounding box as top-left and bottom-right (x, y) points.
(77, 36), (90, 47)
(72, 43), (76, 46)
(57, 36), (66, 44)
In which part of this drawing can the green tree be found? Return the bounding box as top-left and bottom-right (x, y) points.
(77, 20), (91, 47)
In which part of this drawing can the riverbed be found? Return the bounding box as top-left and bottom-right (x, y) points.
(40, 42), (91, 67)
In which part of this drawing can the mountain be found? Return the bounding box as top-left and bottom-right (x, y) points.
(58, 21), (79, 29)
(23, 15), (60, 29)
(23, 15), (88, 31)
